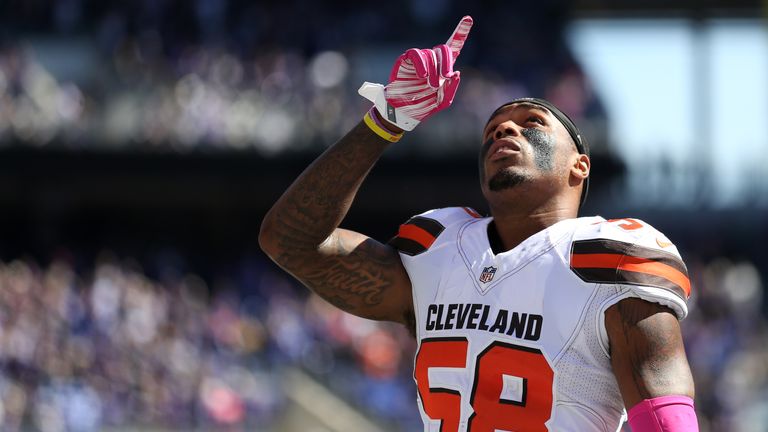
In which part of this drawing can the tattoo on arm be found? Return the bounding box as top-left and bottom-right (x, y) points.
(606, 298), (695, 408)
(614, 300), (679, 391)
(270, 121), (389, 255)
(261, 121), (413, 323)
(276, 236), (397, 312)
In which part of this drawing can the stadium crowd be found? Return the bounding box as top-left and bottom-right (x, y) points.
(0, 251), (421, 431)
(0, 248), (763, 431)
(0, 0), (607, 153)
(0, 2), (765, 431)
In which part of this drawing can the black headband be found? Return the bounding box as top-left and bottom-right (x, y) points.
(487, 97), (590, 206)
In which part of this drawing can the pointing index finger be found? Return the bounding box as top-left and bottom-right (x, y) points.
(445, 15), (473, 60)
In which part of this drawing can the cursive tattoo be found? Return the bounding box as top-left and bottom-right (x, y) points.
(260, 120), (414, 325)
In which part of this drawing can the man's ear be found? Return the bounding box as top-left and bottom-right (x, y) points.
(570, 154), (590, 184)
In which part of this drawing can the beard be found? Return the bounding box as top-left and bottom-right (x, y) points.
(488, 168), (532, 191)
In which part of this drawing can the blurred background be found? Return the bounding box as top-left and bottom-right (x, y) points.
(0, 0), (766, 431)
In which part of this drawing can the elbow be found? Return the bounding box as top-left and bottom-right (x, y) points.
(259, 209), (320, 266)
(258, 213), (279, 260)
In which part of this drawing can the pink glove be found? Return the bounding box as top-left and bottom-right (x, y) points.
(358, 15), (473, 131)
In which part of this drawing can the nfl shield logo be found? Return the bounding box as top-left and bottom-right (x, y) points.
(479, 266), (497, 283)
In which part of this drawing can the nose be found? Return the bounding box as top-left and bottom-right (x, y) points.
(493, 121), (521, 140)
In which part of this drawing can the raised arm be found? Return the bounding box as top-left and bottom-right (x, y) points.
(605, 297), (699, 430)
(259, 16), (473, 326)
(259, 120), (413, 324)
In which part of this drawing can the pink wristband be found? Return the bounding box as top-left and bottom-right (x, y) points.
(628, 395), (699, 432)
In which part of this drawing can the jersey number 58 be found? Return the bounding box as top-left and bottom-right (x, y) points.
(414, 337), (555, 432)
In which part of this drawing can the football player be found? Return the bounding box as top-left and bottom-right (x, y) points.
(260, 16), (698, 431)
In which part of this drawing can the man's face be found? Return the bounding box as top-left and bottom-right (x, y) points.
(479, 102), (576, 197)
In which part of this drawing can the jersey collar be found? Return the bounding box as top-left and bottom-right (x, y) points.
(457, 216), (603, 294)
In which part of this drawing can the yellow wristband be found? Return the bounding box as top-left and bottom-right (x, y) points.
(363, 110), (403, 143)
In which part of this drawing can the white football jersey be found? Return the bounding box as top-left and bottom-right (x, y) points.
(390, 207), (690, 432)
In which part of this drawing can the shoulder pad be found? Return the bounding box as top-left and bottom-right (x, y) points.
(570, 218), (691, 304)
(389, 207), (481, 256)
(574, 218), (678, 252)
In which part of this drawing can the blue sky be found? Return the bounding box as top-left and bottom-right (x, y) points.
(568, 18), (768, 206)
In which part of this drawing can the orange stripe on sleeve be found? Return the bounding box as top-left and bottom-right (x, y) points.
(571, 253), (691, 298)
(570, 253), (624, 269)
(398, 224), (437, 249)
(618, 256), (691, 298)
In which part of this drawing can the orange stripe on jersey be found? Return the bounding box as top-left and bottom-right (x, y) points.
(571, 253), (691, 298)
(398, 224), (437, 250)
(570, 253), (623, 269)
(462, 207), (482, 218)
(618, 256), (691, 298)
(389, 215), (445, 256)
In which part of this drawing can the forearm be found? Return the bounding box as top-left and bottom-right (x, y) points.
(259, 120), (391, 264)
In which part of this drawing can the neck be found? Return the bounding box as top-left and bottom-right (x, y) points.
(488, 199), (578, 253)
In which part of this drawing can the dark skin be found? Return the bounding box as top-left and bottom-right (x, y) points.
(605, 298), (696, 408)
(259, 115), (414, 325)
(479, 102), (589, 251)
(259, 104), (694, 411)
